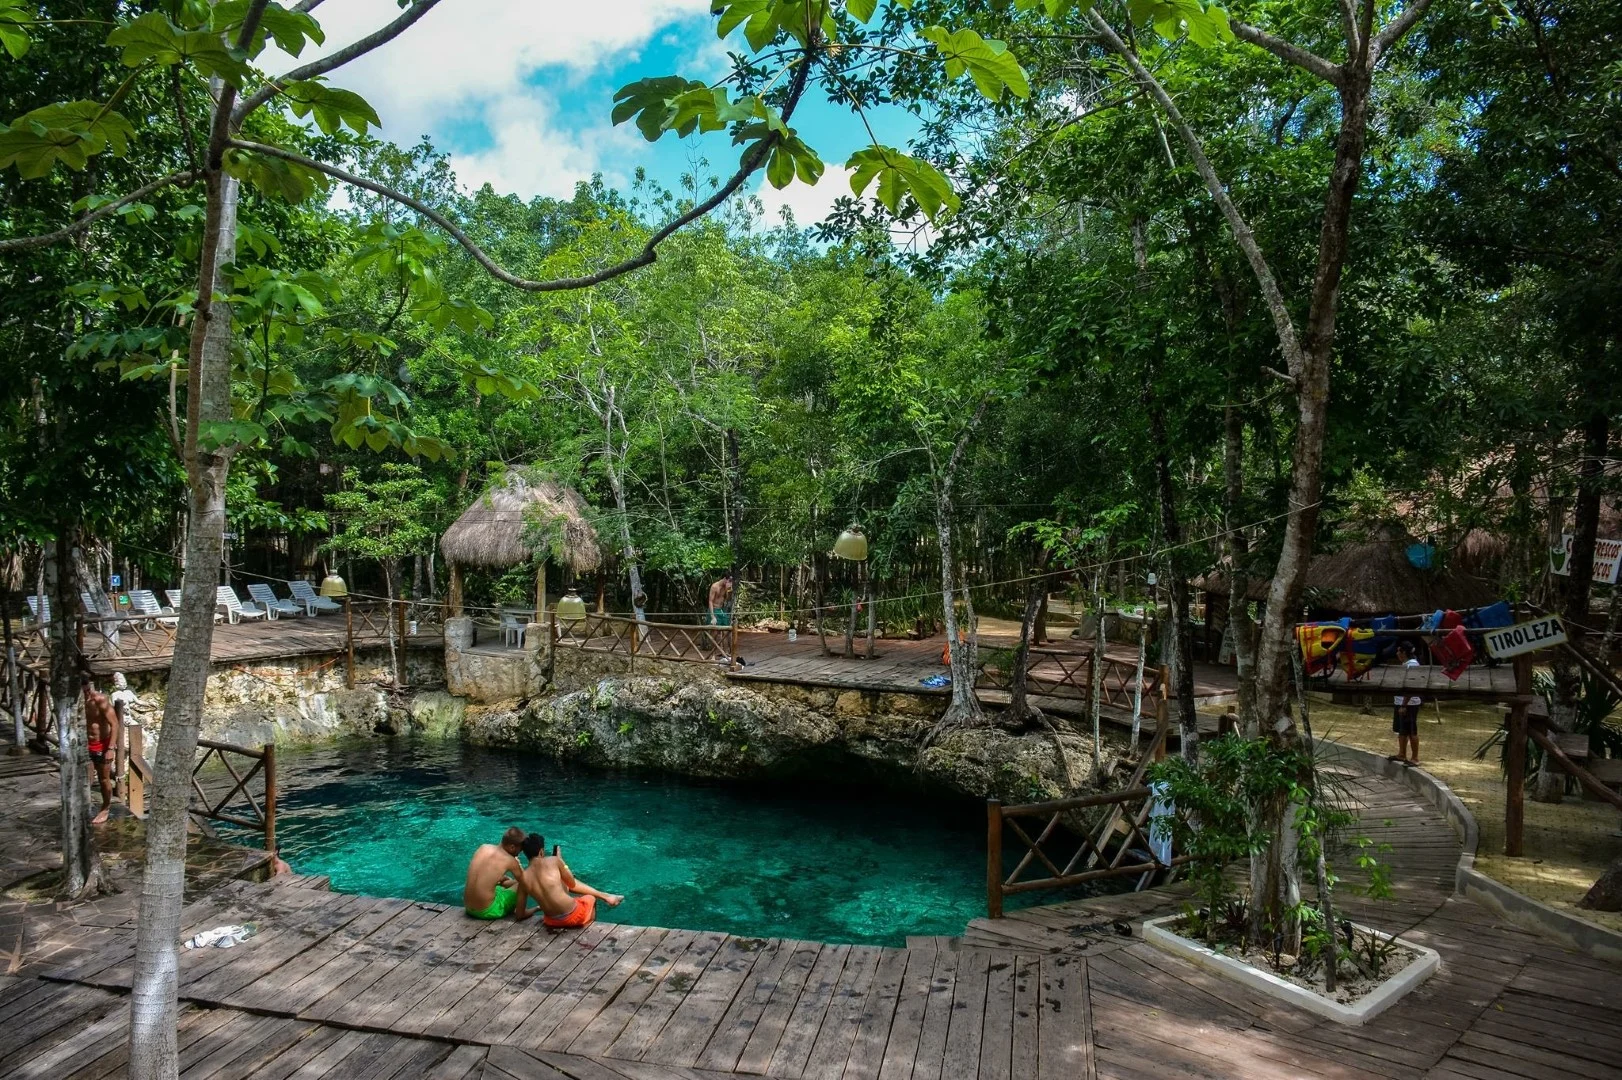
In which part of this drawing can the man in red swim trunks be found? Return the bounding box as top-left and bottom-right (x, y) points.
(516, 833), (623, 929)
(79, 661), (118, 825)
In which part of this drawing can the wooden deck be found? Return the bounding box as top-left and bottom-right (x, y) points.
(74, 617), (443, 677)
(726, 633), (1239, 705)
(1313, 663), (1521, 699)
(3, 762), (1616, 1080)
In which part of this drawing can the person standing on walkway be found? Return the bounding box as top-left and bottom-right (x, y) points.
(77, 661), (118, 825)
(1390, 641), (1422, 766)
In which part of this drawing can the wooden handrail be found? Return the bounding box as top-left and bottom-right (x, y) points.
(1528, 725), (1622, 812)
(189, 738), (278, 853)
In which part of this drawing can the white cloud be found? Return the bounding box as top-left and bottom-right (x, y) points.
(751, 166), (855, 230)
(268, 0), (716, 197)
(453, 95), (642, 199)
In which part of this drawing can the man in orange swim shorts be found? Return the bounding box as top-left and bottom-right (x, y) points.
(516, 833), (623, 929)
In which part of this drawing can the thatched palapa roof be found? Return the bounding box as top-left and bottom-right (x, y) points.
(1196, 538), (1497, 616)
(440, 473), (601, 572)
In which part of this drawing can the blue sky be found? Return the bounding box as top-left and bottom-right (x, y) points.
(275, 0), (922, 228)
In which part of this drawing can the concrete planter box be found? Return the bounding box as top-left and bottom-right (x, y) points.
(1142, 914), (1440, 1025)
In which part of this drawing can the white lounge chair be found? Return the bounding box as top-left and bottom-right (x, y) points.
(165, 588), (224, 623)
(24, 595), (50, 625)
(216, 585), (269, 623)
(287, 580), (343, 616)
(128, 589), (178, 628)
(247, 583), (302, 619)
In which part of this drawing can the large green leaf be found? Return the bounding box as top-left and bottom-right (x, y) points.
(920, 26), (1030, 100)
(107, 10), (252, 83)
(0, 0), (32, 59)
(0, 101), (136, 177)
(1126, 0), (1234, 46)
(281, 80), (381, 135)
(845, 0), (878, 23)
(612, 76), (710, 140)
(846, 146), (958, 219)
(222, 146), (328, 202)
(211, 0), (325, 57)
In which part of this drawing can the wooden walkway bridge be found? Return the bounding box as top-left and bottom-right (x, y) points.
(2, 763), (1616, 1080)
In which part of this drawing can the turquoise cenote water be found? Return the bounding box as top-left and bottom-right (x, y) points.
(252, 739), (1028, 946)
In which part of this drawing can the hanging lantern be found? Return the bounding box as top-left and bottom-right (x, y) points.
(832, 526), (869, 561)
(556, 588), (588, 621)
(319, 574), (349, 598)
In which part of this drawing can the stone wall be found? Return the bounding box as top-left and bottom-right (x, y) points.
(121, 642), (446, 748)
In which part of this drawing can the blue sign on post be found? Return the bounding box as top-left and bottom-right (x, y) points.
(109, 574), (122, 588)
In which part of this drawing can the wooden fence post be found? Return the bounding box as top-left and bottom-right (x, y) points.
(344, 598), (355, 690)
(396, 599), (408, 689)
(1505, 654), (1532, 857)
(127, 722), (144, 818)
(730, 620), (740, 670)
(987, 798), (1004, 919)
(263, 742), (277, 856)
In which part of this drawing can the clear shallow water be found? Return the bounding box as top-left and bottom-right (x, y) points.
(244, 739), (1012, 946)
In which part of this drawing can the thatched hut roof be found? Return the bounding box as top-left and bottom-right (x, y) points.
(1195, 538), (1498, 615)
(440, 474), (601, 572)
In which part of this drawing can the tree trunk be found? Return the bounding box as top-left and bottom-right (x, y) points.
(726, 428), (742, 637)
(1223, 373), (1259, 734)
(1006, 551), (1049, 728)
(47, 531), (100, 897)
(604, 455), (646, 628)
(1543, 410), (1610, 800)
(1149, 396), (1199, 761)
(936, 484), (980, 726)
(129, 169), (239, 1080)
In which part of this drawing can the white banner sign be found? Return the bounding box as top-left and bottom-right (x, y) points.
(1550, 534), (1622, 584)
(1483, 615), (1567, 660)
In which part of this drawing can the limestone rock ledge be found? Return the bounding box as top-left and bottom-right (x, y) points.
(461, 670), (1121, 804)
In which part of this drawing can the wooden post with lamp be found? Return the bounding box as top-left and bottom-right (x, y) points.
(321, 574), (351, 689)
(832, 526), (869, 661)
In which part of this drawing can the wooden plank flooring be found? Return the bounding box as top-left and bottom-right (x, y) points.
(3, 767), (1619, 1079)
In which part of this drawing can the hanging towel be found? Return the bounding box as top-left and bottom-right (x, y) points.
(1296, 622), (1348, 676)
(1465, 601), (1513, 630)
(1419, 609), (1444, 632)
(1370, 614), (1399, 661)
(1430, 625), (1475, 680)
(1342, 627), (1378, 679)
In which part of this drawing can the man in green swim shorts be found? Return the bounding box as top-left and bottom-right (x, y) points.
(464, 826), (528, 919)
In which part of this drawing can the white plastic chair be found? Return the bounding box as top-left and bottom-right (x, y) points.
(287, 580), (342, 616)
(247, 583), (302, 619)
(500, 610), (527, 648)
(216, 585), (269, 623)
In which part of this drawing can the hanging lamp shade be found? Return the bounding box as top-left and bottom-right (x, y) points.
(832, 526), (869, 561)
(556, 588), (588, 621)
(319, 574), (349, 598)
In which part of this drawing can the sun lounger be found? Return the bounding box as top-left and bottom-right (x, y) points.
(247, 583), (303, 619)
(24, 595), (50, 626)
(165, 588), (224, 623)
(128, 589), (178, 628)
(287, 580), (343, 616)
(216, 585), (270, 623)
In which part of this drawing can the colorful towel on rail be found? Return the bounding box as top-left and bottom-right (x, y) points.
(1340, 627), (1378, 678)
(1431, 625), (1475, 680)
(1464, 601), (1513, 630)
(1297, 620), (1351, 676)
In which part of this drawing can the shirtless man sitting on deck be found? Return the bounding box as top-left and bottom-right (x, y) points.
(516, 833), (623, 929)
(463, 827), (528, 920)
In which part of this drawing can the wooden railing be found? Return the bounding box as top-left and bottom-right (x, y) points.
(985, 704), (1186, 917)
(976, 645), (1166, 709)
(189, 738), (278, 853)
(77, 614), (178, 663)
(551, 611), (737, 666)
